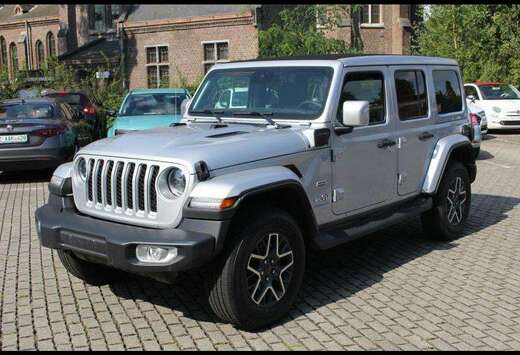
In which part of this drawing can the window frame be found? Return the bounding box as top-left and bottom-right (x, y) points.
(9, 42), (18, 75)
(201, 40), (230, 74)
(394, 69), (429, 122)
(0, 36), (6, 69)
(336, 69), (388, 128)
(432, 68), (464, 117)
(35, 40), (44, 70)
(464, 84), (481, 101)
(46, 32), (55, 58)
(144, 44), (169, 88)
(360, 4), (384, 27)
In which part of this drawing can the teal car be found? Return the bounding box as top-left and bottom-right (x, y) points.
(107, 88), (190, 137)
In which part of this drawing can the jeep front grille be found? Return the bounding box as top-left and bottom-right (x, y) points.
(85, 158), (160, 214)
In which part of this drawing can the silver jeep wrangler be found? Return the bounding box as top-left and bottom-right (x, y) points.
(36, 55), (476, 330)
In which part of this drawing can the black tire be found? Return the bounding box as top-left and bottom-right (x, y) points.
(473, 147), (480, 158)
(204, 208), (305, 331)
(57, 249), (123, 286)
(421, 161), (471, 241)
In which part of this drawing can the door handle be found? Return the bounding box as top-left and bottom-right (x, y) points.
(377, 138), (396, 149)
(419, 132), (434, 141)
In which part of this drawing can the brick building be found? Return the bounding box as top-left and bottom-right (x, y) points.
(0, 4), (59, 79)
(0, 4), (420, 89)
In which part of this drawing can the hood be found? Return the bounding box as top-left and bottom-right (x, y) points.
(112, 114), (183, 131)
(476, 100), (520, 112)
(81, 123), (311, 173)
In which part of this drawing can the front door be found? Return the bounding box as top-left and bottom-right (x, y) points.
(331, 66), (398, 216)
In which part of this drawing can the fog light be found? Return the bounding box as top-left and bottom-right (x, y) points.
(136, 245), (178, 264)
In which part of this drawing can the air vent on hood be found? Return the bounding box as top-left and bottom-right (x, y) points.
(206, 131), (248, 138)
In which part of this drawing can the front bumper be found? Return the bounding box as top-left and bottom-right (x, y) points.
(35, 194), (229, 275)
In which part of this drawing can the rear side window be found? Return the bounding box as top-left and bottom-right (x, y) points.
(433, 70), (462, 114)
(338, 71), (385, 125)
(394, 70), (428, 120)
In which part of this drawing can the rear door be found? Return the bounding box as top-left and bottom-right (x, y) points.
(391, 66), (438, 196)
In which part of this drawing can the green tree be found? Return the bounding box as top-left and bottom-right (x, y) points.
(415, 5), (520, 87)
(258, 5), (359, 57)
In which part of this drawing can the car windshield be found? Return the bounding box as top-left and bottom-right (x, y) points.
(478, 84), (520, 100)
(0, 103), (54, 120)
(190, 66), (334, 120)
(120, 93), (188, 116)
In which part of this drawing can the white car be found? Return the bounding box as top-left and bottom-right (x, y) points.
(464, 82), (520, 130)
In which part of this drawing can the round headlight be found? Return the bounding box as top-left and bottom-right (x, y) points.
(167, 168), (186, 197)
(492, 106), (501, 113)
(77, 158), (87, 180)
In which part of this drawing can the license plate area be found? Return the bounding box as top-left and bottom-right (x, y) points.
(59, 230), (108, 258)
(0, 134), (28, 144)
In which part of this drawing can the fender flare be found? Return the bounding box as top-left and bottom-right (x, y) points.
(183, 166), (318, 253)
(422, 134), (475, 194)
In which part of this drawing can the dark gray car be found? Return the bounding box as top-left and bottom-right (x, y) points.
(0, 97), (96, 172)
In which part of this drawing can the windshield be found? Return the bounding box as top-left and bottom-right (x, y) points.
(190, 66), (334, 120)
(120, 93), (188, 116)
(478, 84), (520, 100)
(0, 103), (54, 120)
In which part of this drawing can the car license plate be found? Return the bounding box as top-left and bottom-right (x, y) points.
(0, 134), (28, 144)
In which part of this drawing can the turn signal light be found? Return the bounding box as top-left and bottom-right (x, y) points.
(469, 113), (479, 126)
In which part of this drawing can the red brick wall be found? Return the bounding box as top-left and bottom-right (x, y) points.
(124, 15), (259, 89)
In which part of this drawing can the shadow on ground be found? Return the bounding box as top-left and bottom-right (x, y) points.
(108, 193), (520, 330)
(476, 149), (494, 160)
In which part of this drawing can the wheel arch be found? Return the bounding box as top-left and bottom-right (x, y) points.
(422, 134), (476, 195)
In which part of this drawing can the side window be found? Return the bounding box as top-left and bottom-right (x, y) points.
(394, 70), (428, 120)
(464, 85), (479, 100)
(338, 71), (385, 125)
(433, 70), (463, 114)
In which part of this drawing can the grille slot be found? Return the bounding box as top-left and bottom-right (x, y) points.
(82, 158), (161, 217)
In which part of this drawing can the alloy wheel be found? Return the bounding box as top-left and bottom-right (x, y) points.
(246, 233), (294, 307)
(446, 176), (467, 225)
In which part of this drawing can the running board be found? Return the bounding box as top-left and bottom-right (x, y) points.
(314, 197), (432, 250)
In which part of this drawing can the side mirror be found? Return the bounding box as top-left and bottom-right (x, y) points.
(342, 100), (370, 127)
(106, 109), (117, 117)
(467, 95), (476, 103)
(180, 98), (191, 117)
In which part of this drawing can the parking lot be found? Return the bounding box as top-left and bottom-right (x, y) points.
(0, 132), (520, 350)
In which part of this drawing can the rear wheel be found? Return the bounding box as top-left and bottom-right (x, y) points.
(57, 249), (123, 286)
(204, 209), (305, 331)
(421, 161), (471, 241)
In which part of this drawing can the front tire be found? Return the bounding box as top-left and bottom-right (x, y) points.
(57, 249), (123, 286)
(421, 161), (471, 241)
(205, 209), (305, 331)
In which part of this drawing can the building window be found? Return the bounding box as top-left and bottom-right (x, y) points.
(202, 41), (229, 74)
(361, 5), (382, 25)
(35, 40), (44, 69)
(146, 45), (169, 88)
(88, 5), (121, 32)
(46, 32), (56, 58)
(9, 43), (18, 75)
(0, 36), (7, 70)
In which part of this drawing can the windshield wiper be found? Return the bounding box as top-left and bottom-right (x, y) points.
(189, 109), (225, 123)
(231, 111), (284, 128)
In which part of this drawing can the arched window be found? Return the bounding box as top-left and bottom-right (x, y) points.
(35, 40), (44, 69)
(46, 32), (56, 58)
(9, 42), (18, 74)
(0, 36), (7, 70)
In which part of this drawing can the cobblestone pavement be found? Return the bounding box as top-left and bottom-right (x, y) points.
(2, 133), (520, 350)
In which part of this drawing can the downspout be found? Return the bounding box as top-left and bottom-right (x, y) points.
(25, 20), (32, 70)
(119, 20), (127, 90)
